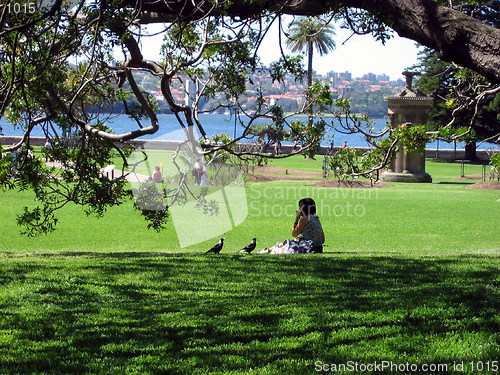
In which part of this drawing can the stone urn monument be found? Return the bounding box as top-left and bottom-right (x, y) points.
(381, 71), (433, 183)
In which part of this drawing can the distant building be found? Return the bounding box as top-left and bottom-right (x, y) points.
(368, 85), (382, 92)
(338, 71), (352, 81)
(326, 71), (352, 87)
(170, 88), (185, 106)
(377, 74), (390, 82)
(184, 79), (196, 107)
(336, 85), (352, 96)
(363, 73), (377, 82)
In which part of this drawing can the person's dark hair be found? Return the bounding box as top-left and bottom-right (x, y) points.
(299, 198), (317, 216)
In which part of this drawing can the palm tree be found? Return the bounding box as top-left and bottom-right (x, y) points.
(286, 17), (336, 89)
(286, 17), (336, 158)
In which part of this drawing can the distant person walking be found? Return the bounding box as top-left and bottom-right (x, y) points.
(274, 140), (282, 155)
(43, 138), (53, 162)
(193, 158), (207, 185)
(328, 139), (335, 155)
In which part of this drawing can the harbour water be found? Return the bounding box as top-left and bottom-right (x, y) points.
(0, 113), (496, 150)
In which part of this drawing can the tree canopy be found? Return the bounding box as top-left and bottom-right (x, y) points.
(0, 0), (499, 234)
(414, 47), (500, 147)
(120, 0), (500, 83)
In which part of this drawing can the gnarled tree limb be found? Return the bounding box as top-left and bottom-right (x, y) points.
(122, 0), (500, 82)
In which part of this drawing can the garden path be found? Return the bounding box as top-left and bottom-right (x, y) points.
(45, 161), (150, 183)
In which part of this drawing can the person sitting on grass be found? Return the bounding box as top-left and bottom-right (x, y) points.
(292, 198), (325, 253)
(260, 197), (325, 254)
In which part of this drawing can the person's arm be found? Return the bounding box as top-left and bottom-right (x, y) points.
(292, 215), (308, 238)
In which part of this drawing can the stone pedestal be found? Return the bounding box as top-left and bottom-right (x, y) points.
(381, 72), (433, 183)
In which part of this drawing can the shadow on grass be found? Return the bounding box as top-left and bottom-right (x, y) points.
(0, 253), (498, 374)
(435, 181), (479, 185)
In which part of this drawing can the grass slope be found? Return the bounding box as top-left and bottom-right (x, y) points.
(0, 157), (498, 374)
(0, 252), (498, 374)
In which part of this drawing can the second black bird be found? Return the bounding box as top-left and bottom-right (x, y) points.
(238, 238), (257, 253)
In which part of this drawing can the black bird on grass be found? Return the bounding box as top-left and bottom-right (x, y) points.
(238, 238), (257, 253)
(205, 238), (225, 254)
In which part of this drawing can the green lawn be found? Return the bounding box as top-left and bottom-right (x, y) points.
(1, 159), (496, 255)
(0, 157), (498, 374)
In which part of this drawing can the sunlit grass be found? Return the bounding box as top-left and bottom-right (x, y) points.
(0, 160), (498, 254)
(0, 252), (498, 374)
(0, 157), (498, 374)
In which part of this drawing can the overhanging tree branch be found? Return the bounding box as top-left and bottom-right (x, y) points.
(121, 0), (500, 82)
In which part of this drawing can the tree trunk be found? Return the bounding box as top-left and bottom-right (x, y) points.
(307, 41), (313, 89)
(130, 0), (500, 83)
(464, 142), (477, 162)
(306, 41), (316, 159)
(307, 40), (314, 127)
